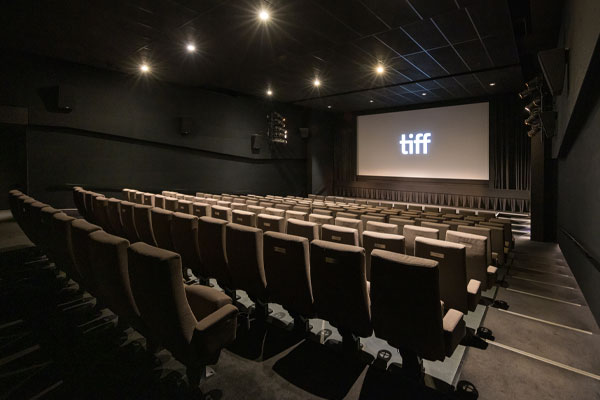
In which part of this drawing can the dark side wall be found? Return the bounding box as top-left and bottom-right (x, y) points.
(553, 0), (600, 323)
(0, 52), (334, 208)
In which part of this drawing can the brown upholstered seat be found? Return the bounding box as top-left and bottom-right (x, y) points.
(127, 242), (238, 386)
(120, 201), (141, 243)
(421, 221), (450, 240)
(211, 205), (232, 222)
(51, 213), (78, 281)
(286, 218), (319, 241)
(171, 212), (207, 283)
(198, 217), (232, 290)
(403, 225), (439, 255)
(362, 231), (405, 280)
(415, 237), (481, 313)
(446, 230), (497, 289)
(133, 204), (157, 246)
(310, 240), (371, 349)
(71, 219), (102, 294)
(91, 196), (111, 232)
(106, 198), (126, 237)
(151, 207), (175, 251)
(263, 232), (314, 324)
(321, 224), (359, 246)
(226, 223), (268, 309)
(232, 210), (257, 227)
(257, 213), (285, 233)
(365, 221), (398, 234)
(370, 250), (466, 369)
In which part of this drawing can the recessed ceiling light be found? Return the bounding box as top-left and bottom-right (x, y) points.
(259, 9), (270, 21)
(375, 65), (384, 74)
(313, 78), (321, 87)
(421, 92), (427, 96)
(327, 105), (332, 109)
(489, 82), (496, 86)
(266, 89), (273, 96)
(369, 99), (374, 103)
(140, 63), (150, 73)
(186, 43), (196, 53)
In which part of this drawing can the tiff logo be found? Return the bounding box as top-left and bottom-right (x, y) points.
(399, 132), (431, 155)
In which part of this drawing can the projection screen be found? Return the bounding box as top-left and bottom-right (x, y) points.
(357, 102), (489, 180)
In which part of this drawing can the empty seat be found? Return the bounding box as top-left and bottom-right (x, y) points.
(232, 210), (257, 227)
(285, 210), (307, 221)
(365, 221), (398, 234)
(127, 242), (238, 386)
(370, 250), (465, 374)
(198, 217), (232, 291)
(226, 224), (268, 313)
(274, 204), (293, 211)
(106, 198), (126, 237)
(164, 197), (178, 212)
(321, 224), (359, 246)
(177, 200), (193, 214)
(446, 230), (497, 289)
(120, 201), (141, 243)
(423, 206), (440, 213)
(211, 205), (232, 222)
(476, 223), (505, 265)
(259, 201), (274, 208)
(151, 207), (175, 251)
(71, 219), (103, 293)
(171, 212), (207, 283)
(362, 231), (405, 280)
(247, 205), (265, 215)
(489, 218), (513, 249)
(133, 204), (157, 246)
(293, 205), (310, 214)
(458, 209), (476, 216)
(265, 207), (285, 217)
(415, 237), (481, 314)
(361, 214), (385, 227)
(408, 205), (423, 211)
(335, 216), (363, 240)
(123, 188), (133, 201)
(458, 225), (493, 266)
(90, 196), (111, 232)
(445, 220), (474, 231)
(204, 198), (218, 206)
(50, 212), (79, 281)
(154, 194), (166, 209)
(403, 225), (439, 255)
(312, 209), (333, 216)
(310, 240), (371, 350)
(286, 218), (319, 241)
(72, 187), (86, 217)
(143, 193), (155, 206)
(257, 214), (285, 233)
(231, 203), (248, 211)
(477, 211), (496, 221)
(388, 217), (415, 233)
(192, 202), (211, 218)
(217, 201), (231, 208)
(421, 221), (450, 240)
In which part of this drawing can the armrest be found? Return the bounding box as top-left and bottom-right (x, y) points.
(466, 279), (482, 312)
(443, 309), (466, 357)
(487, 265), (498, 289)
(185, 284), (232, 321)
(192, 304), (239, 357)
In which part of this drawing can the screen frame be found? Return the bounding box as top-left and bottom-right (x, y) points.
(354, 97), (493, 184)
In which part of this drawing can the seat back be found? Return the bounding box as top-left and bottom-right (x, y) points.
(143, 193), (154, 207)
(38, 206), (61, 253)
(365, 221), (398, 234)
(388, 217), (415, 233)
(403, 225), (439, 255)
(310, 240), (371, 337)
(71, 219), (102, 292)
(211, 205), (232, 222)
(133, 204), (157, 246)
(477, 224), (505, 264)
(360, 214), (385, 227)
(265, 207), (285, 217)
(171, 212), (202, 277)
(51, 213), (77, 279)
(445, 230), (488, 285)
(458, 225), (492, 266)
(225, 224), (266, 301)
(415, 237), (469, 313)
(421, 222), (450, 240)
(285, 210), (307, 221)
(154, 195), (166, 209)
(191, 202), (211, 218)
(362, 231), (405, 280)
(127, 243), (197, 362)
(231, 203), (248, 211)
(370, 250), (445, 360)
(91, 196), (111, 232)
(164, 197), (178, 212)
(151, 207), (175, 251)
(198, 217), (231, 287)
(120, 201), (141, 243)
(263, 232), (313, 317)
(82, 191), (96, 222)
(177, 200), (193, 215)
(321, 224), (359, 246)
(286, 218), (319, 241)
(489, 218), (513, 248)
(106, 198), (126, 237)
(232, 210), (257, 227)
(335, 216), (363, 239)
(257, 214), (285, 233)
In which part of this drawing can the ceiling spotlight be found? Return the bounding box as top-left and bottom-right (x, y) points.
(327, 105), (332, 109)
(259, 9), (270, 21)
(369, 99), (374, 103)
(375, 64), (385, 74)
(313, 78), (321, 87)
(526, 76), (543, 89)
(266, 89), (273, 96)
(525, 98), (541, 113)
(140, 63), (150, 73)
(421, 92), (427, 96)
(489, 82), (496, 86)
(527, 126), (541, 138)
(186, 43), (196, 53)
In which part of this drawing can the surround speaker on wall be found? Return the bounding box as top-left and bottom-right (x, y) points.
(38, 85), (73, 113)
(538, 48), (567, 96)
(299, 127), (310, 139)
(179, 117), (194, 136)
(251, 134), (263, 153)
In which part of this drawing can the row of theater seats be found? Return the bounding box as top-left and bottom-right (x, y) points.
(71, 187), (490, 376)
(110, 188), (501, 314)
(7, 189), (239, 386)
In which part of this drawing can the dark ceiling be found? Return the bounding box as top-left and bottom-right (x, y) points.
(0, 0), (558, 111)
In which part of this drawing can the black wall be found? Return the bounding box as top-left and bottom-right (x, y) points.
(0, 53), (335, 208)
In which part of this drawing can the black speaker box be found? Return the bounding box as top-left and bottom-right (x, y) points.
(299, 127), (310, 139)
(538, 48), (567, 96)
(179, 117), (194, 136)
(251, 134), (263, 153)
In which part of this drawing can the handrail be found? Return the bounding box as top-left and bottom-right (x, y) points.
(560, 228), (600, 273)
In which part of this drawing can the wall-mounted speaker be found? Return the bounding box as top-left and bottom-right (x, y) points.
(38, 85), (74, 113)
(251, 134), (263, 153)
(299, 127), (310, 139)
(538, 48), (567, 96)
(179, 117), (193, 136)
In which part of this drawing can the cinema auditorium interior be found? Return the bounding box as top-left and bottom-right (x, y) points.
(1, 0), (599, 399)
